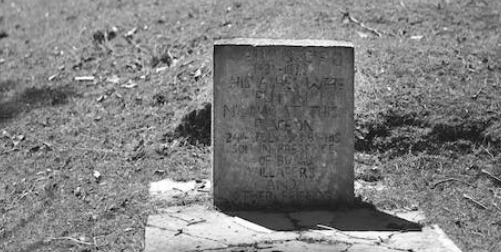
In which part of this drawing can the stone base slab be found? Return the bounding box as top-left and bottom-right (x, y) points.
(145, 205), (462, 252)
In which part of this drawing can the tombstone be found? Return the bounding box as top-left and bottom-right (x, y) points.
(213, 38), (354, 210)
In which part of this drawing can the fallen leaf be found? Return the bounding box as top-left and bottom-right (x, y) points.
(194, 69), (202, 81)
(78, 235), (91, 243)
(42, 142), (53, 150)
(196, 180), (211, 192)
(107, 26), (118, 40)
(128, 149), (146, 161)
(124, 27), (137, 38)
(93, 170), (102, 181)
(29, 145), (41, 153)
(121, 81), (138, 89)
(48, 74), (58, 81)
(12, 135), (25, 147)
(155, 66), (168, 73)
(172, 58), (180, 67)
(357, 31), (370, 38)
(74, 187), (84, 197)
(1, 130), (11, 139)
(170, 139), (180, 148)
(154, 170), (166, 175)
(108, 199), (128, 212)
(96, 95), (107, 102)
(106, 75), (120, 84)
(221, 21), (232, 28)
(406, 203), (419, 211)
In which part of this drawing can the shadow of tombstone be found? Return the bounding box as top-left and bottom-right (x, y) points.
(224, 205), (422, 232)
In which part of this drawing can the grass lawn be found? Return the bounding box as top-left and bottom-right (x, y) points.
(1, 0), (500, 251)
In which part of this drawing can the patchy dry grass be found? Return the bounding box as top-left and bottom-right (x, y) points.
(0, 0), (500, 251)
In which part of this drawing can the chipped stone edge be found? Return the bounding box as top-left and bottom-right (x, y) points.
(215, 38), (354, 48)
(431, 224), (463, 252)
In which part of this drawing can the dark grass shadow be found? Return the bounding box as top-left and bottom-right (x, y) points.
(0, 80), (77, 125)
(0, 198), (54, 251)
(1, 206), (46, 242)
(223, 201), (422, 232)
(173, 102), (211, 146)
(18, 240), (47, 252)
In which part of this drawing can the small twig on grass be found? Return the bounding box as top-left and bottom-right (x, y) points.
(480, 169), (501, 184)
(480, 145), (495, 158)
(471, 87), (483, 99)
(463, 194), (488, 210)
(340, 11), (383, 37)
(48, 237), (94, 246)
(431, 178), (473, 189)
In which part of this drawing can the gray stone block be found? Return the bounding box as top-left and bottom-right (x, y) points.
(213, 38), (355, 210)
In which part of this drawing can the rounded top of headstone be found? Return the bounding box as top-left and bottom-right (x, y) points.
(215, 38), (353, 48)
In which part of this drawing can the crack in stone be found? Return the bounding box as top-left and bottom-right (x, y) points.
(341, 244), (353, 252)
(147, 223), (228, 249)
(184, 239), (297, 252)
(297, 231), (414, 252)
(177, 232), (414, 252)
(297, 232), (352, 246)
(150, 220), (413, 252)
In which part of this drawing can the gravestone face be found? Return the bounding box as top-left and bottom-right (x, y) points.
(213, 39), (354, 210)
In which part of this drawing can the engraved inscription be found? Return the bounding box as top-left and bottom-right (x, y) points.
(215, 43), (353, 209)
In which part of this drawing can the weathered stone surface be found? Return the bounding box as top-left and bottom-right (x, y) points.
(144, 205), (463, 252)
(213, 38), (355, 210)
